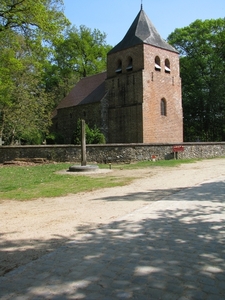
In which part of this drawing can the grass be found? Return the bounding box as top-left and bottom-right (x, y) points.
(106, 158), (198, 170)
(0, 163), (132, 201)
(0, 159), (198, 201)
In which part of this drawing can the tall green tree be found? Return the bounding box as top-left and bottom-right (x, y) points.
(0, 0), (69, 144)
(0, 32), (54, 144)
(168, 19), (225, 141)
(55, 25), (111, 78)
(45, 25), (112, 106)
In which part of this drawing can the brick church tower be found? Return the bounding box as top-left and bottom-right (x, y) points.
(106, 6), (183, 143)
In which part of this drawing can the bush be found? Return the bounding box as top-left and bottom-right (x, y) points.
(74, 119), (105, 145)
(46, 132), (64, 144)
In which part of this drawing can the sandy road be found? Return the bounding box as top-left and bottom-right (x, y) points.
(1, 158), (225, 276)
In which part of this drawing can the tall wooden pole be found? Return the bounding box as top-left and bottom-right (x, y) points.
(81, 119), (86, 166)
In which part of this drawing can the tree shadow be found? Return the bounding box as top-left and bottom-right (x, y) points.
(0, 235), (71, 277)
(0, 179), (225, 299)
(91, 179), (225, 203)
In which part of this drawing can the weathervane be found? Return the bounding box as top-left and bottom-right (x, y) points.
(141, 0), (143, 10)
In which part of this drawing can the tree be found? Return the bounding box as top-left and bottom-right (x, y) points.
(0, 0), (68, 40)
(0, 0), (69, 144)
(167, 19), (225, 141)
(42, 57), (80, 108)
(44, 25), (112, 106)
(0, 32), (54, 144)
(55, 25), (111, 78)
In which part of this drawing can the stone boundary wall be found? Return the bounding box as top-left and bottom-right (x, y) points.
(0, 143), (225, 164)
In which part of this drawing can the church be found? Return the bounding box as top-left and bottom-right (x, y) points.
(53, 6), (183, 144)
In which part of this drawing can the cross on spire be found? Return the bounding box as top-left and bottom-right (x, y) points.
(141, 0), (143, 10)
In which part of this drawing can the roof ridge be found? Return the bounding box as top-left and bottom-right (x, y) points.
(80, 71), (107, 81)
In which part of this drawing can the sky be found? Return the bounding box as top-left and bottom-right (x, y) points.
(63, 0), (225, 46)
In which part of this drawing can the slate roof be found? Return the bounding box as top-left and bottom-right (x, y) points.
(108, 7), (177, 54)
(56, 72), (107, 110)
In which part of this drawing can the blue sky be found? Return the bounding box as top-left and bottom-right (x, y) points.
(63, 0), (225, 46)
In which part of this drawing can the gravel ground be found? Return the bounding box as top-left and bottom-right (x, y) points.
(1, 158), (225, 276)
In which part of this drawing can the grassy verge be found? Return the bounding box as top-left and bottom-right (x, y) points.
(0, 159), (198, 201)
(105, 158), (198, 170)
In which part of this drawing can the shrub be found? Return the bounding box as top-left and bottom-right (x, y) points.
(74, 119), (105, 144)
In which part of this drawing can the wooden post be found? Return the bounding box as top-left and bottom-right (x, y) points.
(81, 119), (86, 166)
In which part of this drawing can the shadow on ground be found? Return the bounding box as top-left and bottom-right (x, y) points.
(0, 179), (225, 299)
(91, 179), (225, 203)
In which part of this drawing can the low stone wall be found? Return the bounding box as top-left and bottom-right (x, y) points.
(0, 142), (225, 164)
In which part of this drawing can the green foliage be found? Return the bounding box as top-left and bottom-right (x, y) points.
(0, 2), (111, 144)
(46, 132), (64, 144)
(0, 33), (54, 144)
(55, 25), (111, 78)
(42, 60), (80, 108)
(85, 125), (106, 144)
(168, 18), (225, 141)
(0, 0), (69, 41)
(74, 119), (106, 145)
(0, 0), (69, 144)
(46, 25), (112, 106)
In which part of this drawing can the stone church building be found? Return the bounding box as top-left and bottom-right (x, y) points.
(53, 6), (183, 144)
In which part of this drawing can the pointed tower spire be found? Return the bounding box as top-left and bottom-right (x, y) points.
(108, 8), (177, 54)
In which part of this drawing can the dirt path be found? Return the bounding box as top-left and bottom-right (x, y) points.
(1, 158), (225, 276)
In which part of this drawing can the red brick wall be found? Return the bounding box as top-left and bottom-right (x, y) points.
(107, 45), (144, 78)
(142, 44), (183, 143)
(106, 43), (183, 143)
(106, 45), (144, 143)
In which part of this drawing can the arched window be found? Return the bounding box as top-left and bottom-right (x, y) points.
(161, 98), (167, 116)
(116, 59), (122, 73)
(155, 56), (161, 71)
(165, 59), (171, 73)
(126, 57), (133, 71)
